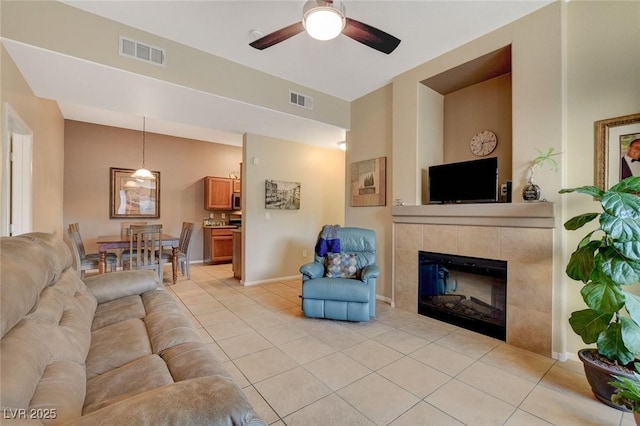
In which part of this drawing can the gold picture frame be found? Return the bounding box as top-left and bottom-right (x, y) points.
(350, 157), (387, 207)
(595, 112), (640, 190)
(110, 167), (160, 218)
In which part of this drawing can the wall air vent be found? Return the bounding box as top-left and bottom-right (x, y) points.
(289, 91), (314, 110)
(119, 36), (166, 67)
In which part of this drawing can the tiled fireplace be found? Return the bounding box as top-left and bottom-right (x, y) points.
(392, 203), (557, 356)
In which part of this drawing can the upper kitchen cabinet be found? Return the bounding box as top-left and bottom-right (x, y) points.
(204, 177), (233, 210)
(204, 176), (241, 210)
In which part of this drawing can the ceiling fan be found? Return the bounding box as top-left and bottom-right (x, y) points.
(249, 0), (401, 55)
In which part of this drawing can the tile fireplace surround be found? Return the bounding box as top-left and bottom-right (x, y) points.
(392, 203), (557, 357)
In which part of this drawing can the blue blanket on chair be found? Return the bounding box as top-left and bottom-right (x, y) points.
(315, 225), (341, 256)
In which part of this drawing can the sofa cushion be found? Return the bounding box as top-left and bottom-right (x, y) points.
(86, 318), (152, 379)
(1, 267), (95, 420)
(302, 277), (370, 303)
(84, 354), (174, 415)
(91, 295), (146, 331)
(161, 342), (233, 382)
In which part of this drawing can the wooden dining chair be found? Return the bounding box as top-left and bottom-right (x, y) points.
(120, 221), (148, 236)
(160, 222), (195, 279)
(120, 221), (150, 264)
(67, 223), (117, 278)
(123, 224), (164, 282)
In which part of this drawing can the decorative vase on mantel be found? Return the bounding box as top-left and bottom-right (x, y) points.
(522, 178), (541, 201)
(522, 165), (541, 201)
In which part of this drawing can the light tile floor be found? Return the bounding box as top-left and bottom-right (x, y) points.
(162, 264), (635, 426)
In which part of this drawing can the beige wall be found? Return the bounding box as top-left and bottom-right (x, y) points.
(443, 73), (512, 184)
(243, 133), (345, 285)
(346, 84), (393, 301)
(1, 0), (349, 130)
(64, 120), (242, 259)
(358, 1), (639, 360)
(1, 45), (65, 236)
(393, 3), (563, 206)
(563, 1), (640, 359)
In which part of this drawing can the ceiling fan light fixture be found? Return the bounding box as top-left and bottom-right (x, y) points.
(303, 1), (345, 41)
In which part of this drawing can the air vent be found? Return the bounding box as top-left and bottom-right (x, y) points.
(289, 91), (314, 110)
(119, 36), (166, 66)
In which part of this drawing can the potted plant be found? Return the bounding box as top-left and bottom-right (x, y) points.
(610, 362), (640, 422)
(523, 147), (562, 201)
(560, 176), (640, 410)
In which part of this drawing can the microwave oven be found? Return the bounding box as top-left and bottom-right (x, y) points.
(232, 192), (241, 210)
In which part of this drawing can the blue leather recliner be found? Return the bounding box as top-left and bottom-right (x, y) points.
(300, 227), (380, 322)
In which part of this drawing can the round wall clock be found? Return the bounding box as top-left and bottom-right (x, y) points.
(469, 130), (497, 156)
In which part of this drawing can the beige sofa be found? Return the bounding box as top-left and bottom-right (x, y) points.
(0, 232), (265, 425)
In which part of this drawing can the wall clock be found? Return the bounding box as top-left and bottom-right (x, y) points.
(469, 130), (497, 156)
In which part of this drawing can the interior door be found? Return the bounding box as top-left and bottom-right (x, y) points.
(2, 104), (33, 236)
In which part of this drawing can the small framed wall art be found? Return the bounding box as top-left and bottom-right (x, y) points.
(350, 157), (387, 207)
(265, 180), (301, 210)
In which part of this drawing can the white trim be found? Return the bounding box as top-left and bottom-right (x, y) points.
(2, 103), (33, 236)
(242, 275), (300, 286)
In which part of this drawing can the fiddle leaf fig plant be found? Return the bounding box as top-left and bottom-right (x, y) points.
(610, 362), (640, 411)
(561, 176), (640, 365)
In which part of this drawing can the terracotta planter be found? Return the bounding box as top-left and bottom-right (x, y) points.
(635, 411), (640, 425)
(579, 348), (636, 411)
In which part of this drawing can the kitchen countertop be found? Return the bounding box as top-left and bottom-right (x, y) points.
(203, 225), (238, 229)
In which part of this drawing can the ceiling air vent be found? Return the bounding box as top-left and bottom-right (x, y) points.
(289, 91), (314, 110)
(119, 36), (166, 67)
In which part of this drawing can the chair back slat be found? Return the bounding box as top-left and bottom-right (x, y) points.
(178, 222), (195, 254)
(128, 224), (162, 268)
(67, 222), (87, 258)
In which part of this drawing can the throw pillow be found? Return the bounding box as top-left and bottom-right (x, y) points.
(325, 252), (358, 278)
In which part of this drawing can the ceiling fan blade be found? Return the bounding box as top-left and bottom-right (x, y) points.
(249, 22), (305, 50)
(343, 18), (400, 54)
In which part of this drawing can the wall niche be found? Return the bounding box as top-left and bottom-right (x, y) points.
(420, 45), (513, 204)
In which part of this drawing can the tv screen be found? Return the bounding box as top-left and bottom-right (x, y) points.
(429, 157), (498, 204)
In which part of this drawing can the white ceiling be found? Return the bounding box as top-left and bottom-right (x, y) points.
(5, 0), (552, 148)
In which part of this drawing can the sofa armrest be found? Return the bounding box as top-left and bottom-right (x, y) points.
(361, 264), (380, 282)
(71, 376), (265, 426)
(300, 262), (324, 280)
(83, 270), (159, 304)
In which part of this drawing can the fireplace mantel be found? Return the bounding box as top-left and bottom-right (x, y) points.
(392, 201), (557, 356)
(392, 202), (557, 229)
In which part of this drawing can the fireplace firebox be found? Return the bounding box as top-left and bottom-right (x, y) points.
(418, 251), (507, 340)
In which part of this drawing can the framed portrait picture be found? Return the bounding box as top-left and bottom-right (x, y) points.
(110, 167), (160, 218)
(350, 157), (387, 207)
(595, 113), (640, 189)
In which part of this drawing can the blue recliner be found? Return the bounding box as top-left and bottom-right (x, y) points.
(300, 227), (379, 322)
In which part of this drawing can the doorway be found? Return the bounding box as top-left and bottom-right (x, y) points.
(2, 103), (33, 236)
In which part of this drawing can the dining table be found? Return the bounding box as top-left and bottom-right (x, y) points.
(96, 233), (180, 284)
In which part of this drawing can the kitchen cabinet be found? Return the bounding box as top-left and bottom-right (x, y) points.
(204, 177), (233, 210)
(204, 176), (241, 210)
(203, 227), (234, 264)
(232, 229), (242, 280)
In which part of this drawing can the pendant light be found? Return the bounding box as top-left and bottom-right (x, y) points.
(132, 116), (155, 179)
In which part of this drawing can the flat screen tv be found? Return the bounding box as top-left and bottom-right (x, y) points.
(428, 157), (498, 204)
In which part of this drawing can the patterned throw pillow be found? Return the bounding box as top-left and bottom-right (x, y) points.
(325, 252), (358, 278)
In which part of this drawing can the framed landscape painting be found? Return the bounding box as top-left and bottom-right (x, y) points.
(265, 180), (301, 210)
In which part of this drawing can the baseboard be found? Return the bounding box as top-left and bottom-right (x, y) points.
(376, 294), (392, 305)
(242, 275), (300, 286)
